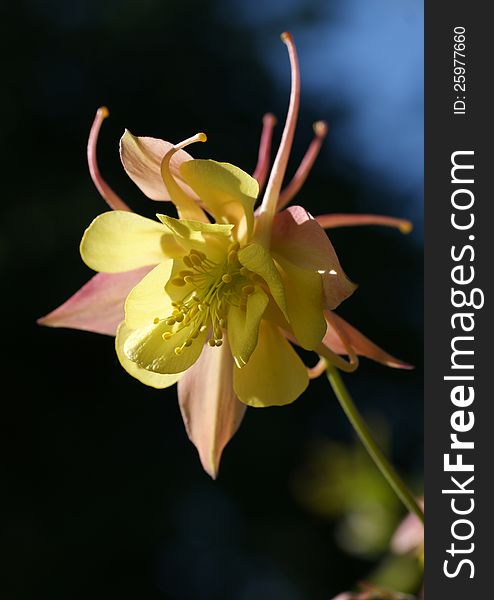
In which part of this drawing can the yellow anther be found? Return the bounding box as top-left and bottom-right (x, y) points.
(162, 332), (172, 340)
(190, 253), (203, 267)
(183, 255), (193, 268)
(166, 317), (176, 326)
(184, 339), (192, 347)
(222, 274), (232, 284)
(153, 317), (160, 324)
(171, 277), (186, 287)
(190, 249), (206, 259)
(174, 346), (183, 355)
(175, 313), (184, 323)
(179, 270), (194, 278)
(183, 276), (194, 284)
(215, 340), (223, 347)
(208, 339), (216, 347)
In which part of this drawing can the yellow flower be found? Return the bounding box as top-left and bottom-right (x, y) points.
(40, 33), (411, 477)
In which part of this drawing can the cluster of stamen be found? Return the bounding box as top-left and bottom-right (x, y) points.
(154, 243), (260, 355)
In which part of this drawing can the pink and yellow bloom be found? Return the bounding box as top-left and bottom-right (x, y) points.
(39, 33), (411, 477)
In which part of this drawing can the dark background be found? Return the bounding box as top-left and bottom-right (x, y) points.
(1, 1), (423, 598)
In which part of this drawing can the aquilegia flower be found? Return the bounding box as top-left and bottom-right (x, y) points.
(39, 33), (411, 477)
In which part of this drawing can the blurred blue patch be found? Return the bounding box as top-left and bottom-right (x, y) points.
(218, 0), (423, 234)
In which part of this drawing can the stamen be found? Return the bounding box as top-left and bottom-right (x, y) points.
(159, 246), (249, 355)
(87, 107), (131, 211)
(252, 113), (277, 191)
(190, 249), (206, 259)
(171, 277), (187, 287)
(256, 32), (300, 245)
(277, 121), (328, 210)
(315, 214), (413, 234)
(189, 253), (203, 267)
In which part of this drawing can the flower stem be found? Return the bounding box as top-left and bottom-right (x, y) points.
(326, 363), (424, 523)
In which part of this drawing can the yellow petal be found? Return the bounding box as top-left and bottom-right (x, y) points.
(80, 211), (182, 273)
(237, 243), (288, 319)
(116, 322), (182, 388)
(124, 320), (208, 374)
(177, 338), (246, 478)
(233, 320), (308, 407)
(227, 287), (269, 368)
(179, 160), (258, 242)
(273, 254), (326, 350)
(124, 261), (175, 330)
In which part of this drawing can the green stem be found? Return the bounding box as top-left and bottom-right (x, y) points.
(326, 363), (424, 523)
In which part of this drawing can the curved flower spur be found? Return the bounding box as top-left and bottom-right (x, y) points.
(39, 33), (412, 479)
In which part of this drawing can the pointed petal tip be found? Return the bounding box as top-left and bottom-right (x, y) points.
(203, 460), (219, 480)
(391, 360), (415, 370)
(36, 313), (69, 329)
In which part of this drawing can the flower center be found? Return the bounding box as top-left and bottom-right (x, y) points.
(156, 243), (259, 355)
